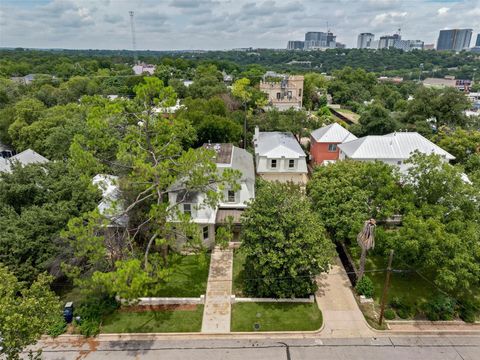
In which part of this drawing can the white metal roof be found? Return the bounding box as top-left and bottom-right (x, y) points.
(338, 132), (455, 160)
(311, 123), (358, 143)
(92, 174), (128, 227)
(254, 132), (305, 158)
(0, 149), (49, 173)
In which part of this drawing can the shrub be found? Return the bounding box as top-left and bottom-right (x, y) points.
(384, 308), (396, 320)
(389, 296), (413, 319)
(75, 295), (118, 336)
(77, 318), (101, 337)
(389, 296), (402, 309)
(458, 299), (480, 323)
(423, 295), (456, 321)
(396, 307), (413, 319)
(47, 316), (67, 337)
(355, 276), (374, 298)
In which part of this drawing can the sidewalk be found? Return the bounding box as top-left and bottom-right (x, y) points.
(387, 321), (480, 333)
(316, 257), (374, 338)
(201, 247), (233, 333)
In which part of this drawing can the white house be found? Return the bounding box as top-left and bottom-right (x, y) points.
(0, 149), (49, 173)
(168, 143), (255, 248)
(338, 132), (455, 172)
(132, 63), (156, 76)
(253, 127), (308, 185)
(92, 174), (128, 228)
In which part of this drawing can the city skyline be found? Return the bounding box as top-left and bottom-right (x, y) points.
(0, 0), (479, 50)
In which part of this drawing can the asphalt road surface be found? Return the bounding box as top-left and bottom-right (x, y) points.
(32, 336), (480, 360)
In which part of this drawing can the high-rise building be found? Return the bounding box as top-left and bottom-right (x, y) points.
(394, 40), (424, 51)
(436, 29), (473, 51)
(357, 33), (375, 49)
(378, 34), (401, 49)
(287, 41), (305, 50)
(304, 32), (336, 50)
(476, 34), (480, 47)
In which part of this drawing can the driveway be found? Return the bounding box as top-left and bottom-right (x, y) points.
(316, 257), (374, 338)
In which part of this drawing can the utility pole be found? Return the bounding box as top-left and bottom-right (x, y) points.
(129, 11), (138, 64)
(378, 249), (394, 326)
(243, 102), (247, 149)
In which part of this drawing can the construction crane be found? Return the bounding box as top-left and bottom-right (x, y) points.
(129, 11), (138, 64)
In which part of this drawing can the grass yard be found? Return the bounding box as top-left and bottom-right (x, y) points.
(231, 302), (322, 332)
(100, 305), (204, 333)
(232, 250), (247, 296)
(152, 252), (211, 297)
(348, 245), (440, 317)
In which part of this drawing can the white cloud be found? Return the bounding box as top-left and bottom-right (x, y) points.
(372, 11), (407, 26)
(437, 7), (449, 16)
(0, 0), (478, 50)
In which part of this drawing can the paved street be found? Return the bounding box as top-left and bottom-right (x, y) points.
(32, 336), (480, 360)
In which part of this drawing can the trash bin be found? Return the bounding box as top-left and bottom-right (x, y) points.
(63, 302), (74, 324)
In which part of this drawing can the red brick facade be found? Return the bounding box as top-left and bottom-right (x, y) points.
(310, 137), (341, 165)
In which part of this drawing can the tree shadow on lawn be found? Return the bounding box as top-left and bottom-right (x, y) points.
(151, 252), (210, 297)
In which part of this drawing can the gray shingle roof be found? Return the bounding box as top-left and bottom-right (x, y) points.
(0, 149), (49, 173)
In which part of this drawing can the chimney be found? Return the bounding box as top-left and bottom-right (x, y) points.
(254, 126), (260, 139)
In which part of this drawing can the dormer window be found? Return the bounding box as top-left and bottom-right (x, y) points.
(227, 190), (236, 203)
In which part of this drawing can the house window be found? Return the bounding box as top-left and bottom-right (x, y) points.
(203, 226), (209, 240)
(227, 190), (236, 203)
(287, 91), (292, 99)
(288, 159), (295, 168)
(271, 159), (277, 168)
(183, 203), (192, 216)
(397, 160), (402, 165)
(276, 92), (281, 100)
(299, 89), (302, 97)
(328, 144), (337, 152)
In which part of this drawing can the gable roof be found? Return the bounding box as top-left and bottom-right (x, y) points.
(338, 132), (455, 160)
(254, 132), (306, 158)
(170, 144), (255, 194)
(0, 149), (49, 173)
(311, 123), (358, 143)
(92, 174), (128, 227)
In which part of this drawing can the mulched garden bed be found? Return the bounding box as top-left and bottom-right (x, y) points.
(118, 304), (199, 312)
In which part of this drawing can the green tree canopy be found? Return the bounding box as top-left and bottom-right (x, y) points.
(0, 161), (100, 283)
(355, 103), (399, 136)
(0, 266), (61, 360)
(308, 160), (406, 242)
(240, 181), (335, 298)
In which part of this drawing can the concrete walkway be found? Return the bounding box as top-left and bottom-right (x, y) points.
(316, 257), (374, 338)
(201, 247), (233, 333)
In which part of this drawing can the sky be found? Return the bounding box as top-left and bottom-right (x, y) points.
(0, 0), (479, 50)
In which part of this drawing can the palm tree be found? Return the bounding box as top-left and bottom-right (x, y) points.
(357, 218), (376, 280)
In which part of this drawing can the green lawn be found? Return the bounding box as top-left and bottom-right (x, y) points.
(348, 245), (440, 316)
(101, 306), (204, 333)
(232, 250), (247, 296)
(151, 252), (211, 297)
(231, 302), (322, 332)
